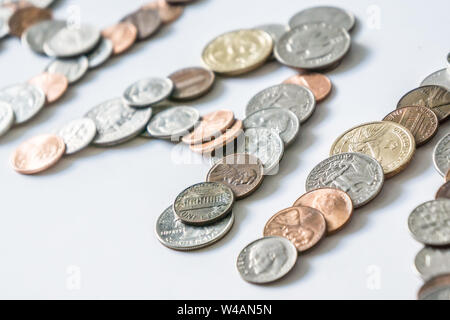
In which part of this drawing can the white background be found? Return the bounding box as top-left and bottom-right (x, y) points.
(0, 0), (449, 300)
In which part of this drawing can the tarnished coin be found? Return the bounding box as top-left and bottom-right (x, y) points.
(289, 6), (355, 31)
(305, 152), (384, 208)
(408, 199), (450, 246)
(275, 22), (351, 70)
(11, 134), (65, 174)
(436, 181), (450, 199)
(433, 133), (450, 177)
(56, 118), (97, 155)
(86, 37), (113, 69)
(168, 67), (215, 101)
(142, 0), (184, 24)
(415, 247), (450, 279)
(146, 106), (199, 139)
(246, 83), (316, 123)
(0, 101), (14, 137)
(8, 6), (51, 37)
(28, 72), (68, 104)
(0, 6), (13, 39)
(330, 121), (416, 178)
(85, 97), (152, 147)
(45, 56), (89, 84)
(202, 29), (273, 75)
(264, 206), (326, 252)
(237, 236), (297, 284)
(421, 68), (450, 91)
(156, 206), (234, 251)
(190, 120), (243, 154)
(418, 274), (450, 300)
(293, 188), (353, 234)
(21, 19), (66, 54)
(0, 83), (45, 124)
(283, 73), (332, 102)
(382, 106), (438, 146)
(101, 22), (137, 55)
(123, 77), (173, 108)
(121, 8), (161, 40)
(173, 182), (235, 226)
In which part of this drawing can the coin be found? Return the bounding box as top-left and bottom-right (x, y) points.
(264, 206), (326, 252)
(190, 120), (243, 154)
(237, 236), (297, 284)
(415, 247), (450, 280)
(418, 274), (450, 300)
(123, 77), (173, 108)
(85, 97), (152, 147)
(101, 22), (137, 55)
(446, 169), (450, 182)
(121, 8), (161, 40)
(0, 83), (45, 124)
(173, 182), (235, 226)
(255, 24), (289, 45)
(436, 182), (450, 199)
(8, 6), (51, 37)
(305, 152), (384, 208)
(433, 133), (450, 177)
(156, 206), (234, 251)
(408, 199), (450, 246)
(283, 73), (332, 102)
(289, 6), (355, 31)
(11, 134), (65, 174)
(202, 29), (273, 75)
(421, 68), (450, 91)
(0, 101), (14, 137)
(142, 0), (184, 24)
(86, 37), (113, 69)
(293, 188), (353, 234)
(56, 118), (97, 155)
(45, 56), (89, 84)
(275, 22), (351, 70)
(382, 106), (438, 146)
(168, 67), (215, 101)
(0, 6), (13, 39)
(207, 153), (264, 199)
(28, 72), (68, 104)
(246, 83), (316, 123)
(21, 19), (66, 55)
(147, 106), (199, 139)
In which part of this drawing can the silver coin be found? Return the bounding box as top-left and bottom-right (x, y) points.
(421, 68), (450, 90)
(86, 37), (113, 69)
(0, 83), (45, 124)
(415, 247), (450, 280)
(173, 182), (235, 226)
(56, 118), (97, 155)
(0, 101), (14, 137)
(21, 20), (66, 55)
(123, 77), (173, 108)
(0, 6), (13, 39)
(408, 199), (450, 246)
(420, 286), (450, 300)
(289, 6), (355, 31)
(237, 236), (298, 284)
(146, 106), (199, 140)
(155, 206), (234, 251)
(243, 108), (300, 147)
(246, 83), (316, 123)
(45, 56), (89, 84)
(85, 97), (152, 147)
(305, 152), (384, 208)
(275, 22), (351, 70)
(433, 133), (450, 177)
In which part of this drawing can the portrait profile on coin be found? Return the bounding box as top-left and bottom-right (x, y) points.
(246, 238), (288, 276)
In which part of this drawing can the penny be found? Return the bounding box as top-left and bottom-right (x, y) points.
(293, 188), (353, 234)
(86, 37), (113, 69)
(0, 101), (14, 137)
(415, 247), (450, 280)
(121, 8), (161, 40)
(45, 56), (89, 84)
(418, 274), (450, 300)
(147, 106), (199, 139)
(8, 6), (51, 37)
(21, 20), (66, 55)
(142, 0), (184, 24)
(289, 6), (355, 31)
(11, 134), (65, 174)
(56, 118), (97, 155)
(0, 83), (45, 124)
(237, 236), (298, 284)
(436, 182), (450, 199)
(433, 133), (450, 177)
(168, 67), (215, 101)
(123, 77), (173, 108)
(330, 121), (416, 178)
(101, 22), (138, 55)
(382, 106), (438, 146)
(421, 68), (450, 91)
(190, 120), (243, 154)
(207, 153), (264, 200)
(264, 206), (326, 252)
(28, 72), (68, 104)
(283, 73), (332, 102)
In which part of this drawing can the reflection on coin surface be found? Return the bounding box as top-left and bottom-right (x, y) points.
(418, 274), (450, 300)
(0, 101), (14, 137)
(29, 72), (68, 104)
(8, 6), (52, 37)
(86, 37), (113, 69)
(123, 77), (173, 107)
(121, 8), (161, 40)
(433, 133), (450, 177)
(190, 120), (243, 154)
(415, 247), (450, 279)
(102, 22), (138, 55)
(45, 56), (89, 84)
(21, 20), (66, 54)
(56, 118), (97, 155)
(0, 83), (45, 124)
(147, 106), (199, 139)
(283, 73), (332, 102)
(237, 236), (297, 284)
(289, 6), (355, 31)
(142, 0), (184, 24)
(168, 67), (215, 100)
(436, 182), (450, 199)
(421, 68), (450, 91)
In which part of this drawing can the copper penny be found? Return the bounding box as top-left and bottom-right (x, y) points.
(418, 274), (450, 299)
(283, 72), (332, 102)
(382, 105), (439, 146)
(182, 109), (234, 145)
(121, 8), (161, 40)
(28, 72), (68, 104)
(436, 181), (450, 199)
(206, 153), (264, 200)
(142, 0), (184, 24)
(8, 6), (52, 37)
(263, 206), (326, 252)
(293, 188), (353, 234)
(168, 67), (215, 100)
(101, 22), (137, 55)
(11, 134), (65, 175)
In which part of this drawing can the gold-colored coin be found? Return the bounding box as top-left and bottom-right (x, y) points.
(202, 29), (273, 75)
(330, 121), (415, 178)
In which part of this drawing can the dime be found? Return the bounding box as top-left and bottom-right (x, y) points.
(245, 83), (316, 123)
(168, 67), (215, 101)
(56, 118), (97, 155)
(382, 106), (438, 146)
(237, 236), (297, 284)
(275, 22), (351, 70)
(408, 199), (450, 246)
(436, 182), (450, 199)
(11, 134), (65, 174)
(85, 97), (152, 147)
(0, 101), (14, 137)
(146, 106), (199, 139)
(123, 77), (173, 108)
(155, 206), (234, 251)
(21, 19), (66, 55)
(142, 0), (184, 24)
(45, 56), (89, 84)
(86, 37), (113, 69)
(330, 121), (415, 178)
(0, 7), (14, 39)
(8, 6), (51, 37)
(0, 83), (45, 124)
(418, 274), (450, 300)
(121, 8), (161, 40)
(283, 73), (332, 102)
(101, 22), (137, 55)
(305, 152), (384, 208)
(415, 247), (450, 279)
(202, 29), (273, 75)
(173, 182), (235, 226)
(28, 72), (68, 104)
(289, 6), (355, 31)
(207, 153), (264, 199)
(433, 133), (450, 177)
(421, 68), (450, 90)
(190, 120), (243, 154)
(264, 206), (326, 252)
(293, 188), (353, 234)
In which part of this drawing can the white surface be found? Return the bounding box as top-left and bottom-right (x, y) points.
(0, 0), (449, 300)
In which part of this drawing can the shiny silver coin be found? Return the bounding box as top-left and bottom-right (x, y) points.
(433, 133), (450, 177)
(0, 6), (13, 39)
(289, 6), (355, 31)
(45, 56), (89, 84)
(305, 152), (384, 208)
(0, 101), (14, 137)
(237, 236), (298, 284)
(155, 206), (234, 251)
(21, 20), (66, 55)
(421, 68), (450, 90)
(275, 22), (351, 70)
(123, 77), (173, 108)
(86, 37), (113, 69)
(146, 106), (199, 140)
(85, 97), (152, 147)
(415, 247), (450, 280)
(173, 182), (235, 226)
(56, 118), (97, 155)
(245, 83), (316, 123)
(420, 286), (450, 300)
(0, 83), (45, 124)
